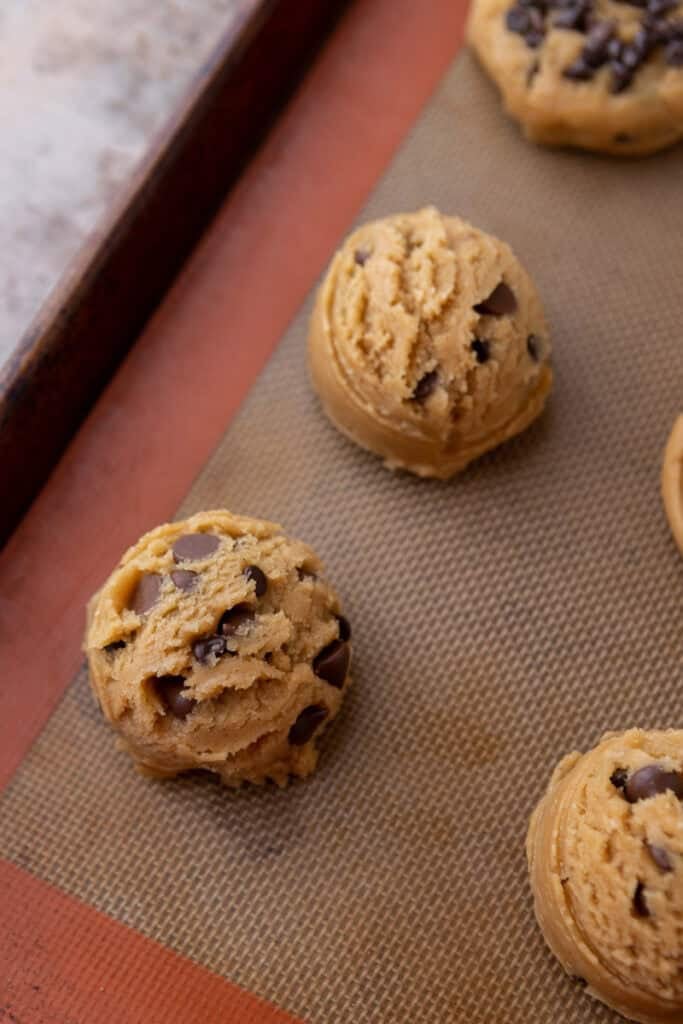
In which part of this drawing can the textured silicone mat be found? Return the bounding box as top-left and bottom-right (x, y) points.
(2, 51), (683, 1024)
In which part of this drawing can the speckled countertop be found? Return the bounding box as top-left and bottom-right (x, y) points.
(0, 0), (247, 369)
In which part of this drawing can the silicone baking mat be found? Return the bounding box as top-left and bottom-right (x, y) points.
(2, 51), (683, 1024)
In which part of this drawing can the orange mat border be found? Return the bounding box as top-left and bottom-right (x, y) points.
(0, 0), (469, 1020)
(0, 859), (299, 1024)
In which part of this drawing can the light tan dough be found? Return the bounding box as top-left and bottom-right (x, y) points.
(662, 415), (683, 556)
(467, 0), (683, 157)
(84, 509), (351, 788)
(308, 206), (552, 479)
(527, 729), (683, 1023)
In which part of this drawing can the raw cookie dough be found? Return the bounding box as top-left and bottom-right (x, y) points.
(308, 207), (552, 479)
(662, 415), (683, 556)
(468, 0), (683, 156)
(527, 729), (683, 1023)
(85, 509), (351, 788)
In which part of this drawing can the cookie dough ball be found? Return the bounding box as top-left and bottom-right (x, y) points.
(85, 510), (351, 788)
(308, 207), (551, 479)
(527, 729), (683, 1023)
(662, 415), (683, 556)
(468, 0), (683, 156)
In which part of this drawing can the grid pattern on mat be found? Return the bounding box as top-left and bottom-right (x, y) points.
(2, 52), (683, 1024)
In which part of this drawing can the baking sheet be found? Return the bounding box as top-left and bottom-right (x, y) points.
(2, 51), (683, 1023)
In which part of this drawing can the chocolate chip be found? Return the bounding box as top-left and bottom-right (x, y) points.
(620, 43), (642, 69)
(527, 335), (541, 361)
(219, 605), (255, 637)
(103, 640), (126, 654)
(632, 26), (653, 57)
(313, 639), (350, 689)
(611, 767), (629, 791)
(646, 843), (673, 872)
(192, 635), (227, 663)
(171, 570), (198, 592)
(554, 5), (589, 30)
(337, 615), (351, 642)
(610, 61), (634, 93)
(525, 29), (545, 46)
(563, 58), (594, 80)
(155, 675), (195, 718)
(244, 565), (267, 597)
(625, 765), (683, 803)
(507, 6), (532, 32)
(130, 573), (162, 615)
(527, 6), (545, 30)
(606, 37), (623, 60)
(633, 881), (649, 917)
(471, 339), (491, 364)
(474, 282), (518, 316)
(288, 704), (328, 746)
(354, 249), (370, 266)
(583, 20), (615, 66)
(665, 39), (683, 64)
(172, 533), (220, 563)
(649, 0), (677, 14)
(413, 369), (439, 402)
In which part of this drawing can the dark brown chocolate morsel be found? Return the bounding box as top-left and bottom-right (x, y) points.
(219, 605), (255, 637)
(313, 639), (350, 689)
(354, 249), (370, 266)
(171, 570), (198, 592)
(583, 20), (615, 66)
(337, 615), (351, 642)
(625, 765), (683, 803)
(288, 704), (328, 746)
(471, 339), (491, 364)
(155, 675), (195, 718)
(412, 369), (439, 403)
(525, 28), (544, 46)
(610, 767), (628, 791)
(130, 573), (162, 615)
(506, 5), (532, 32)
(554, 5), (589, 30)
(646, 842), (673, 872)
(103, 640), (126, 654)
(192, 635), (227, 663)
(172, 533), (220, 563)
(474, 282), (518, 316)
(527, 335), (541, 361)
(610, 61), (634, 94)
(244, 565), (268, 597)
(606, 37), (623, 60)
(632, 881), (649, 917)
(666, 39), (683, 64)
(563, 57), (594, 80)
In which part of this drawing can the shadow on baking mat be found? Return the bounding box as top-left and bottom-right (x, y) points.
(2, 52), (683, 1024)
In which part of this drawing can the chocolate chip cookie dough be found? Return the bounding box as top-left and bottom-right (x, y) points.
(468, 0), (683, 155)
(662, 415), (683, 556)
(308, 207), (552, 479)
(527, 729), (683, 1023)
(85, 510), (351, 787)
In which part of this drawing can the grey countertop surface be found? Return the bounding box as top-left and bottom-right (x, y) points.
(0, 0), (245, 370)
